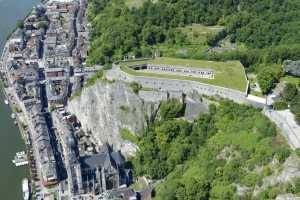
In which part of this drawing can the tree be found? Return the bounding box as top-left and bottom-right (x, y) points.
(282, 83), (298, 102)
(37, 21), (49, 29)
(185, 178), (210, 200)
(257, 67), (279, 94)
(272, 101), (288, 110)
(290, 94), (300, 125)
(159, 99), (185, 120)
(16, 20), (24, 29)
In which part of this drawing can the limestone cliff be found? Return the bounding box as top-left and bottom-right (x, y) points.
(67, 81), (164, 156)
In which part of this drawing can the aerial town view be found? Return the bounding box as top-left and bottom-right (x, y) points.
(0, 0), (300, 200)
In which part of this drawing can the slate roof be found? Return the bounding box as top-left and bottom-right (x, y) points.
(80, 144), (124, 170)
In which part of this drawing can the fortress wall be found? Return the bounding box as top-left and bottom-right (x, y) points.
(107, 66), (248, 104)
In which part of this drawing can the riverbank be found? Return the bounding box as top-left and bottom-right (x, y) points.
(0, 0), (40, 199)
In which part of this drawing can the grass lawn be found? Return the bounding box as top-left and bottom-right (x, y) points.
(120, 57), (248, 91)
(156, 24), (224, 56)
(125, 0), (151, 8)
(180, 23), (224, 45)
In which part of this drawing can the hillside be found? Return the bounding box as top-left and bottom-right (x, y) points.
(132, 99), (298, 200)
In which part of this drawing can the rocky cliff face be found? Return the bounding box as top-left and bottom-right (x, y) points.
(67, 81), (163, 156)
(67, 80), (209, 156)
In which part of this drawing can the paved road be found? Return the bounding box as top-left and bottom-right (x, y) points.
(264, 109), (300, 149)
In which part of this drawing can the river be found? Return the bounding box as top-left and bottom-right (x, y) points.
(0, 0), (39, 199)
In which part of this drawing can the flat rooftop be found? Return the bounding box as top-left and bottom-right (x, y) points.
(120, 57), (248, 91)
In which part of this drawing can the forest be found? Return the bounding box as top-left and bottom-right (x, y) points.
(87, 0), (300, 66)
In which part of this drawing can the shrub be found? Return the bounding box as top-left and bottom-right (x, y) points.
(282, 83), (298, 102)
(119, 105), (130, 112)
(121, 128), (139, 144)
(16, 20), (24, 29)
(272, 101), (288, 110)
(275, 147), (291, 163)
(85, 70), (104, 87)
(103, 63), (112, 70)
(159, 99), (185, 120)
(129, 82), (142, 94)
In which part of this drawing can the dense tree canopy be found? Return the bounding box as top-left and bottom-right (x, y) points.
(131, 100), (291, 199)
(87, 0), (300, 66)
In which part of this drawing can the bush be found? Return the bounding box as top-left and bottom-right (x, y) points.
(103, 63), (112, 70)
(272, 101), (288, 110)
(290, 94), (300, 125)
(282, 83), (298, 102)
(16, 20), (24, 29)
(121, 128), (139, 144)
(159, 99), (185, 120)
(275, 147), (291, 163)
(129, 82), (142, 94)
(119, 105), (130, 112)
(85, 70), (103, 87)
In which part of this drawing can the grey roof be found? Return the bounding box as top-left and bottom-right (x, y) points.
(108, 188), (136, 199)
(80, 144), (124, 170)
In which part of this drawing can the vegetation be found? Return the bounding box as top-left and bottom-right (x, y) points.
(272, 101), (288, 111)
(86, 0), (300, 96)
(37, 21), (49, 29)
(121, 128), (139, 144)
(119, 105), (130, 112)
(257, 65), (282, 94)
(129, 82), (142, 94)
(85, 70), (104, 87)
(87, 0), (300, 70)
(290, 93), (300, 124)
(16, 20), (24, 29)
(132, 100), (290, 199)
(69, 70), (104, 100)
(282, 83), (298, 103)
(86, 0), (241, 65)
(159, 98), (185, 120)
(121, 57), (248, 91)
(276, 83), (300, 124)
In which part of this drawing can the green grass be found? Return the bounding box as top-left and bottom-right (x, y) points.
(180, 24), (224, 45)
(281, 75), (300, 86)
(120, 57), (248, 91)
(152, 24), (224, 57)
(250, 90), (264, 97)
(125, 0), (148, 8)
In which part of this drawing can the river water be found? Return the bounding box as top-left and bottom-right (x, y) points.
(0, 0), (39, 199)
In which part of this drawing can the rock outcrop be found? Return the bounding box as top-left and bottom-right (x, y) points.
(68, 81), (143, 156)
(254, 154), (300, 196)
(283, 60), (300, 77)
(276, 194), (300, 200)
